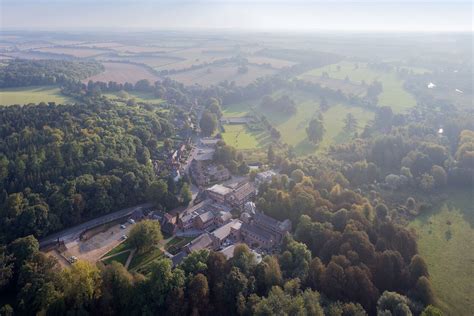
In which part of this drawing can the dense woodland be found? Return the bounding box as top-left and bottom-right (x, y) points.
(0, 59), (104, 88)
(0, 51), (472, 315)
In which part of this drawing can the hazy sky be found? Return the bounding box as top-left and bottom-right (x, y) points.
(1, 0), (472, 32)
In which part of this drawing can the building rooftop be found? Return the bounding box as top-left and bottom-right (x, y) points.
(197, 210), (215, 223)
(186, 233), (213, 253)
(211, 219), (242, 241)
(207, 184), (232, 196)
(241, 222), (275, 242)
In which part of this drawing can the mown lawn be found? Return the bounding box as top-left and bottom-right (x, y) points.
(128, 247), (164, 273)
(102, 250), (131, 266)
(221, 124), (271, 150)
(103, 240), (131, 258)
(300, 61), (416, 113)
(409, 190), (474, 315)
(0, 86), (74, 106)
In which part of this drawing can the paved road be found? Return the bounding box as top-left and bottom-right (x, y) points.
(39, 203), (153, 248)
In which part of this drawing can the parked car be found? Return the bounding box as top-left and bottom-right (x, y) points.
(120, 224), (126, 229)
(68, 256), (78, 263)
(121, 235), (128, 240)
(128, 219), (136, 224)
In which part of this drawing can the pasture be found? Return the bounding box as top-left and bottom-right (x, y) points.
(246, 56), (297, 69)
(410, 191), (474, 316)
(221, 90), (374, 155)
(170, 63), (277, 86)
(221, 124), (271, 150)
(83, 62), (161, 84)
(0, 86), (74, 106)
(258, 90), (374, 155)
(300, 61), (417, 113)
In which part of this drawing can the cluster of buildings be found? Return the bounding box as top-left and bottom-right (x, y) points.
(159, 135), (288, 266)
(190, 137), (231, 186)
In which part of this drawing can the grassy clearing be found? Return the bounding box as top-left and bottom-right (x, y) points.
(0, 86), (74, 106)
(128, 247), (164, 273)
(260, 90), (374, 155)
(221, 124), (271, 150)
(409, 190), (474, 315)
(300, 61), (416, 113)
(221, 90), (374, 155)
(104, 91), (164, 105)
(103, 240), (131, 258)
(102, 250), (131, 266)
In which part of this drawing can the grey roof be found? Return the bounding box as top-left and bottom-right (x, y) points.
(172, 251), (187, 267)
(186, 233), (213, 253)
(197, 210), (215, 223)
(211, 219), (242, 241)
(241, 222), (275, 242)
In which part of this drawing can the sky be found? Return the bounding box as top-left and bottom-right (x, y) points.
(1, 0), (472, 32)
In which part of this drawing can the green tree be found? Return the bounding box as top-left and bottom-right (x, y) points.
(179, 183), (192, 205)
(59, 260), (101, 312)
(430, 165), (447, 188)
(421, 305), (443, 316)
(128, 220), (163, 254)
(200, 111), (218, 136)
(188, 273), (209, 315)
(147, 180), (168, 205)
(343, 113), (358, 133)
(377, 291), (412, 316)
(306, 117), (325, 144)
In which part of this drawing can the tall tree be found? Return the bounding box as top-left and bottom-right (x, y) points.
(128, 220), (163, 254)
(306, 117), (325, 145)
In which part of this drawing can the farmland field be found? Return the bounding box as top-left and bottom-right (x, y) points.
(0, 86), (74, 106)
(83, 62), (161, 84)
(410, 190), (474, 316)
(170, 63), (277, 86)
(35, 47), (109, 58)
(300, 61), (417, 113)
(246, 56), (297, 69)
(103, 55), (182, 69)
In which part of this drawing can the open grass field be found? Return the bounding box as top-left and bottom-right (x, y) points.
(221, 90), (374, 155)
(170, 63), (277, 86)
(259, 90), (373, 155)
(300, 61), (417, 113)
(409, 190), (474, 316)
(103, 91), (164, 105)
(221, 124), (272, 150)
(83, 62), (161, 84)
(0, 86), (74, 106)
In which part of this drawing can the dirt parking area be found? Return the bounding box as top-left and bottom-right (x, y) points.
(63, 223), (133, 263)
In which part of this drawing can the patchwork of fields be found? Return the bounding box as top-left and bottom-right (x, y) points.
(83, 62), (161, 84)
(170, 63), (277, 87)
(0, 86), (74, 106)
(410, 191), (474, 316)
